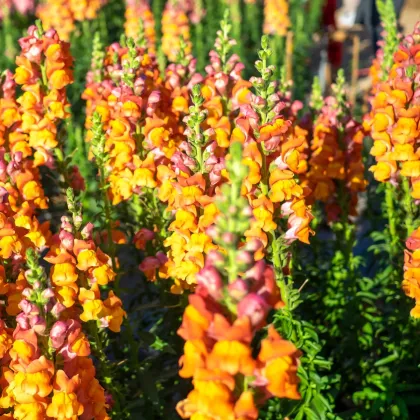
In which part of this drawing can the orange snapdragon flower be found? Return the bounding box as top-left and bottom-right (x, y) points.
(161, 0), (192, 62)
(366, 23), (420, 198)
(124, 0), (156, 53)
(263, 0), (290, 37)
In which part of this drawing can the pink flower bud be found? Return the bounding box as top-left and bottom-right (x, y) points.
(196, 266), (223, 300)
(245, 239), (263, 253)
(59, 230), (74, 250)
(206, 225), (218, 240)
(31, 316), (46, 334)
(148, 90), (161, 104)
(228, 279), (248, 301)
(60, 216), (73, 232)
(205, 251), (224, 266)
(81, 222), (94, 239)
(16, 312), (29, 329)
(50, 321), (68, 349)
(19, 299), (39, 315)
(237, 251), (253, 266)
(242, 206), (253, 217)
(41, 288), (55, 300)
(134, 228), (155, 250)
(222, 232), (236, 244)
(13, 0), (35, 16)
(244, 260), (266, 285)
(237, 294), (269, 328)
(0, 187), (8, 203)
(51, 302), (66, 318)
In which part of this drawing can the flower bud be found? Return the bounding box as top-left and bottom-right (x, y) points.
(227, 279), (248, 301)
(196, 266), (223, 300)
(16, 312), (30, 329)
(81, 222), (94, 239)
(41, 288), (55, 300)
(51, 302), (66, 318)
(59, 229), (74, 250)
(237, 293), (269, 328)
(50, 321), (68, 349)
(31, 316), (46, 334)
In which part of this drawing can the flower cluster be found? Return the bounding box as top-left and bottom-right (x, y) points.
(124, 0), (156, 53)
(403, 227), (420, 317)
(161, 0), (192, 62)
(305, 75), (366, 222)
(46, 190), (124, 331)
(125, 28), (311, 292)
(176, 142), (301, 420)
(37, 0), (107, 41)
(0, 0), (34, 18)
(367, 23), (420, 198)
(235, 37), (313, 245)
(0, 190), (123, 419)
(15, 24), (73, 168)
(1, 22), (79, 219)
(369, 0), (400, 94)
(263, 0), (290, 37)
(83, 36), (165, 206)
(0, 24), (123, 419)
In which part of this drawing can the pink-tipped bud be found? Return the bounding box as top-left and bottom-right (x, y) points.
(148, 90), (161, 104)
(31, 316), (46, 334)
(21, 288), (33, 299)
(50, 321), (68, 349)
(228, 279), (248, 301)
(222, 232), (236, 245)
(41, 288), (55, 300)
(19, 299), (39, 315)
(51, 302), (66, 318)
(245, 239), (263, 253)
(206, 225), (218, 240)
(16, 312), (30, 330)
(244, 260), (266, 283)
(32, 281), (41, 290)
(237, 251), (253, 266)
(60, 216), (73, 232)
(237, 293), (269, 328)
(242, 206), (253, 217)
(196, 266), (223, 300)
(205, 251), (224, 266)
(59, 229), (74, 250)
(81, 222), (94, 239)
(134, 228), (155, 250)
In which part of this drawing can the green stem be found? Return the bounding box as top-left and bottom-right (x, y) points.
(402, 177), (415, 237)
(385, 182), (398, 244)
(91, 322), (121, 413)
(40, 64), (48, 90)
(270, 230), (289, 308)
(99, 165), (118, 284)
